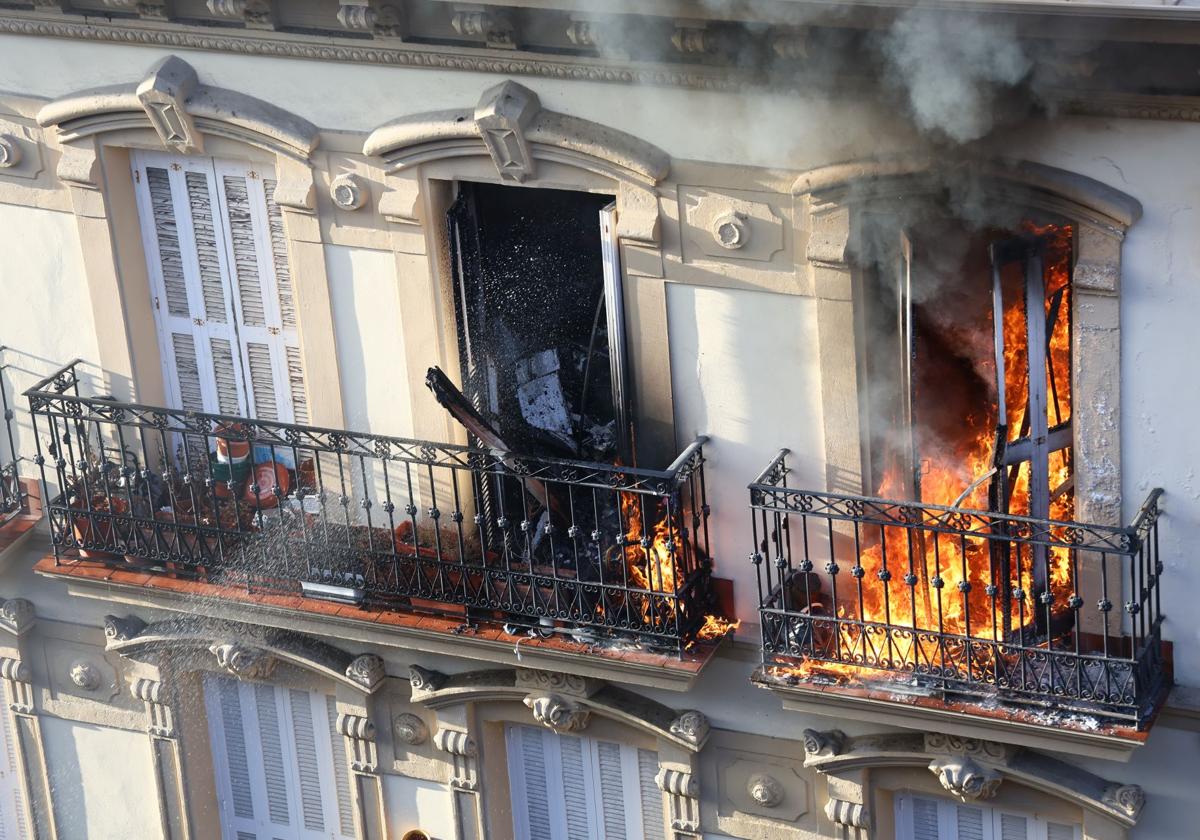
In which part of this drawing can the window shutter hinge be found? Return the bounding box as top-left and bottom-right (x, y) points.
(134, 170), (140, 184)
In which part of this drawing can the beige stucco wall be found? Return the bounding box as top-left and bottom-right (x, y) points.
(0, 23), (1197, 840)
(40, 715), (163, 840)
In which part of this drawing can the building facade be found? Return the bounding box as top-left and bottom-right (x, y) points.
(0, 1), (1197, 838)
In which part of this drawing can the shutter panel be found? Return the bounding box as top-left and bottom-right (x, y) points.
(215, 164), (307, 424)
(595, 740), (628, 840)
(955, 804), (986, 840)
(252, 685), (291, 828)
(637, 748), (666, 840)
(0, 697), (29, 840)
(133, 153), (248, 423)
(557, 735), (590, 840)
(519, 727), (553, 840)
(286, 690), (325, 832)
(910, 796), (941, 840)
(216, 678), (256, 821)
(324, 697), (355, 839)
(998, 813), (1030, 840)
(1046, 823), (1076, 840)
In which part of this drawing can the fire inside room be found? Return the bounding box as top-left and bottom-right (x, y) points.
(771, 211), (1081, 690)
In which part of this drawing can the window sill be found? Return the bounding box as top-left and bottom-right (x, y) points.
(34, 554), (723, 692)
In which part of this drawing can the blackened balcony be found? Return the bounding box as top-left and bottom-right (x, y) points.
(28, 360), (721, 660)
(750, 450), (1170, 734)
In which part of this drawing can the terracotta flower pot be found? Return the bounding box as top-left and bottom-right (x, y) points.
(70, 493), (130, 561)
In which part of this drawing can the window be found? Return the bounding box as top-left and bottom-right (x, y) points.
(504, 724), (664, 840)
(896, 793), (1081, 840)
(446, 183), (628, 461)
(0, 704), (28, 840)
(131, 151), (308, 424)
(203, 676), (354, 840)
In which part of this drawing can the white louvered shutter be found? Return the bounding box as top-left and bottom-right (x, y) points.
(897, 794), (1081, 840)
(132, 153), (307, 426)
(203, 676), (353, 840)
(213, 161), (308, 424)
(0, 703), (29, 840)
(505, 724), (665, 840)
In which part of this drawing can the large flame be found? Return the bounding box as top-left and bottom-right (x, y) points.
(786, 223), (1075, 683)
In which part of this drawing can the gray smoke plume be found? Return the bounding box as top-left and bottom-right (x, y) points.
(877, 11), (1034, 144)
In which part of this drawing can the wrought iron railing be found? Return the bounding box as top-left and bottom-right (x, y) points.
(0, 348), (23, 522)
(28, 360), (715, 654)
(751, 449), (1167, 726)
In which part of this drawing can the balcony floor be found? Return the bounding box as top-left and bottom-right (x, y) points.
(34, 554), (722, 692)
(751, 663), (1168, 761)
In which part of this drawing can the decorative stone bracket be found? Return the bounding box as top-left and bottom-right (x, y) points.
(801, 728), (1146, 829)
(37, 55), (320, 209)
(364, 79), (669, 243)
(104, 614), (387, 694)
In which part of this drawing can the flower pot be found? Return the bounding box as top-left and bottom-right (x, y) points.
(71, 493), (129, 561)
(215, 422), (251, 466)
(242, 461), (290, 509)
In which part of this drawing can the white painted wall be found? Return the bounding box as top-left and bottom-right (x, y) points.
(0, 203), (100, 469)
(326, 244), (414, 439)
(667, 285), (825, 633)
(382, 774), (457, 840)
(40, 717), (163, 840)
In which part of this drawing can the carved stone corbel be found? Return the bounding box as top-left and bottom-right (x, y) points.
(209, 642), (278, 681)
(474, 80), (539, 182)
(409, 665), (448, 698)
(451, 4), (515, 49)
(825, 797), (871, 830)
(337, 712), (378, 773)
(655, 766), (700, 837)
(135, 56), (201, 155)
(0, 599), (34, 637)
(0, 656), (32, 714)
(131, 676), (176, 738)
(207, 0), (274, 28)
(524, 694), (590, 734)
(668, 711), (710, 748)
(337, 0), (404, 37)
(802, 728), (846, 759)
(433, 726), (478, 791)
(345, 654), (386, 692)
(929, 756), (1003, 802)
(1102, 783), (1146, 820)
(103, 614), (148, 643)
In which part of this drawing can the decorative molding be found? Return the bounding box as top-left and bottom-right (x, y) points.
(209, 642), (278, 681)
(0, 656), (32, 712)
(928, 756), (1003, 802)
(103, 614), (386, 693)
(37, 54), (319, 168)
(672, 22), (716, 55)
(825, 798), (871, 829)
(345, 654), (386, 692)
(524, 693), (590, 733)
(669, 710), (709, 746)
(68, 660), (101, 692)
(515, 668), (602, 699)
(0, 598), (34, 636)
(1102, 784), (1146, 819)
(408, 665), (448, 696)
(337, 711), (379, 773)
(131, 676), (175, 737)
(433, 726), (478, 791)
(367, 77), (669, 242)
(451, 5), (515, 49)
(330, 172), (368, 210)
(392, 712), (428, 746)
(407, 667), (707, 752)
(337, 1), (403, 37)
(802, 728), (846, 758)
(0, 135), (20, 168)
(747, 773), (784, 808)
(801, 730), (1146, 827)
(656, 767), (700, 833)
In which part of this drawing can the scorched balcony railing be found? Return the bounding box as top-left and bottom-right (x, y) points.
(28, 360), (715, 654)
(750, 450), (1168, 726)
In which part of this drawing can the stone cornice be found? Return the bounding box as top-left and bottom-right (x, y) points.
(3, 9), (1200, 127)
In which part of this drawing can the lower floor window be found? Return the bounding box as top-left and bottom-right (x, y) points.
(0, 702), (28, 840)
(203, 675), (355, 840)
(505, 723), (664, 840)
(896, 792), (1080, 840)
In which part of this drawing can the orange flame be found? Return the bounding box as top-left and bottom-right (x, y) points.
(776, 223), (1075, 683)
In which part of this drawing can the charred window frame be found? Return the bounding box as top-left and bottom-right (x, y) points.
(445, 181), (632, 463)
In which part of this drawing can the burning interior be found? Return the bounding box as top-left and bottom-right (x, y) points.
(754, 202), (1164, 724)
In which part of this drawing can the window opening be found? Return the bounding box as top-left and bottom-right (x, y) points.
(895, 791), (1081, 840)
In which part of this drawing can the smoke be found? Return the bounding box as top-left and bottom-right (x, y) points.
(877, 11), (1034, 144)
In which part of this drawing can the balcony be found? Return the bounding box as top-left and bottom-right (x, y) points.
(27, 361), (725, 686)
(749, 450), (1171, 757)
